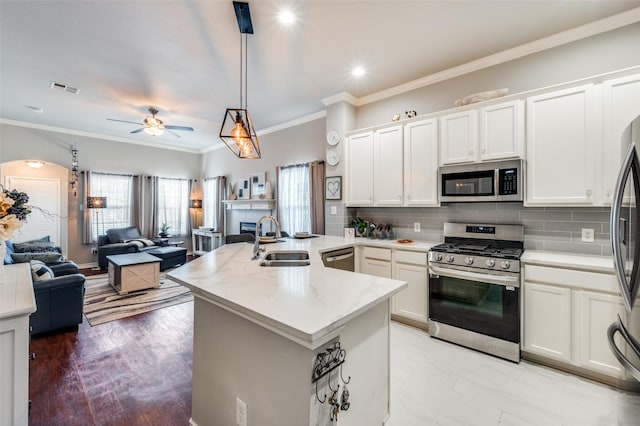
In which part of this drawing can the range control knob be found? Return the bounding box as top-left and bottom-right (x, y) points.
(465, 257), (474, 265)
(485, 259), (496, 268)
(446, 255), (455, 263)
(500, 261), (511, 270)
(434, 253), (443, 261)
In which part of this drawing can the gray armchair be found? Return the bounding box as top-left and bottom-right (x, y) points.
(97, 226), (166, 269)
(30, 262), (86, 335)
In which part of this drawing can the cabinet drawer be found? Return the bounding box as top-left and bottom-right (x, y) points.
(395, 250), (427, 266)
(362, 246), (391, 261)
(524, 265), (618, 293)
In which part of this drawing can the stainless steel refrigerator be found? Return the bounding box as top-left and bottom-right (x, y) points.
(609, 116), (640, 383)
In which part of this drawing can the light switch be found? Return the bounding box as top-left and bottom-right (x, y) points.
(331, 206), (337, 215)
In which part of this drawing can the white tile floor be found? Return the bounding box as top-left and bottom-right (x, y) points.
(386, 322), (640, 426)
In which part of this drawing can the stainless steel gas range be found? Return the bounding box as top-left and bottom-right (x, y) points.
(428, 223), (524, 362)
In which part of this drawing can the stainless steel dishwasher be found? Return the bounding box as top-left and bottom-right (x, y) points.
(321, 247), (354, 271)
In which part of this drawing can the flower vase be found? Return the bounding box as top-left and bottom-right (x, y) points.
(0, 239), (7, 285)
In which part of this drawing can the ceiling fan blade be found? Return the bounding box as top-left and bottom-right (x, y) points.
(107, 118), (144, 125)
(130, 128), (145, 134)
(166, 129), (182, 139)
(165, 125), (194, 131)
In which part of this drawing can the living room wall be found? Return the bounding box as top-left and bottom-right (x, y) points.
(201, 117), (326, 235)
(0, 123), (201, 266)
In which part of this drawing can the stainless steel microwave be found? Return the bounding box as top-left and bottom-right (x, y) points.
(439, 159), (523, 202)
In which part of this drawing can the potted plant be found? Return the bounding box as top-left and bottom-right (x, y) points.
(159, 222), (171, 237)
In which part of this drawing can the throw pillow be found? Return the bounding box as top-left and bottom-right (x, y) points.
(30, 260), (54, 281)
(11, 252), (63, 264)
(4, 240), (14, 265)
(124, 238), (155, 248)
(13, 240), (61, 253)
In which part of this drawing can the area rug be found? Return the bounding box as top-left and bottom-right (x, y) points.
(83, 274), (193, 326)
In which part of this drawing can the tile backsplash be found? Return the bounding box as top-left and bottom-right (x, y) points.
(348, 202), (612, 257)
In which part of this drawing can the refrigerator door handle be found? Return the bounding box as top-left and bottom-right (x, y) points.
(610, 143), (640, 314)
(607, 315), (640, 382)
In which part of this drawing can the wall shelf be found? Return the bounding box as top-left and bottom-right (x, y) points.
(223, 199), (275, 210)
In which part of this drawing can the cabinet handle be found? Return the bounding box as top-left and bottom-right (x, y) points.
(586, 189), (592, 197)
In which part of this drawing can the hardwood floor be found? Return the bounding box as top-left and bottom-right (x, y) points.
(28, 302), (194, 426)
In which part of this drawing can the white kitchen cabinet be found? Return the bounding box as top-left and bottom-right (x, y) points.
(374, 125), (404, 206)
(392, 250), (428, 326)
(525, 84), (601, 206)
(602, 73), (640, 205)
(478, 100), (524, 161)
(404, 118), (439, 206)
(346, 131), (374, 206)
(523, 281), (572, 362)
(360, 246), (392, 278)
(439, 110), (477, 165)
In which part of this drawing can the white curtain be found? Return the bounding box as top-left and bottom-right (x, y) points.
(157, 178), (189, 236)
(277, 163), (310, 234)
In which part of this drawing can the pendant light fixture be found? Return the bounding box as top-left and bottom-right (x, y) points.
(220, 1), (260, 159)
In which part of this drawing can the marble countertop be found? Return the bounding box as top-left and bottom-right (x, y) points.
(0, 263), (36, 320)
(521, 250), (615, 274)
(167, 235), (408, 347)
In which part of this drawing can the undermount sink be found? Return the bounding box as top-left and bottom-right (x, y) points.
(259, 250), (310, 267)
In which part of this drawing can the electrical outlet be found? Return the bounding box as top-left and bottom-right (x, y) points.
(91, 247), (98, 255)
(581, 228), (595, 243)
(236, 397), (247, 426)
(414, 222), (421, 232)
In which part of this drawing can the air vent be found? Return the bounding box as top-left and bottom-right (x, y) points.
(50, 81), (79, 94)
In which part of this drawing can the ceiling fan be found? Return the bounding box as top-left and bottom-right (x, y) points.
(107, 107), (194, 138)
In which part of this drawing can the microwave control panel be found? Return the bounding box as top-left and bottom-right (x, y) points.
(498, 168), (518, 195)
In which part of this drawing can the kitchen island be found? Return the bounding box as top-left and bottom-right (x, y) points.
(167, 235), (407, 426)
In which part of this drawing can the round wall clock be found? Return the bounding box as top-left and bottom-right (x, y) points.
(326, 129), (341, 146)
(326, 148), (341, 166)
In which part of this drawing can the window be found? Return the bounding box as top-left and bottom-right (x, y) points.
(277, 164), (310, 234)
(89, 173), (133, 241)
(157, 178), (189, 236)
(203, 177), (220, 230)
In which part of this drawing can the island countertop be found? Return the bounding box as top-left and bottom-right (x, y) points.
(167, 235), (407, 347)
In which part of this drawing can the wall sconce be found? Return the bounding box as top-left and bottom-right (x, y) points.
(25, 160), (45, 168)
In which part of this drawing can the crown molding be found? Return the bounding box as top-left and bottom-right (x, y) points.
(0, 118), (202, 154)
(321, 92), (358, 107)
(357, 7), (640, 106)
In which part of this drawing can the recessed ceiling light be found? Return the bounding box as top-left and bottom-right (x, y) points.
(25, 105), (44, 113)
(351, 66), (366, 78)
(277, 9), (295, 25)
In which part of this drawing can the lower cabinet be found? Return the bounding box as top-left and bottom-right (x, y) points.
(522, 264), (633, 381)
(360, 246), (428, 328)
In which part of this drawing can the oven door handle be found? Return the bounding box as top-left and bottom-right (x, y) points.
(428, 265), (520, 288)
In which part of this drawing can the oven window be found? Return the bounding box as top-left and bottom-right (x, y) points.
(442, 170), (494, 197)
(429, 274), (520, 343)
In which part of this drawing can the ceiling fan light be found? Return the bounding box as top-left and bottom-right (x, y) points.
(144, 126), (164, 136)
(219, 108), (260, 159)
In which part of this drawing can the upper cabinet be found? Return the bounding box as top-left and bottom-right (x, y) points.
(479, 100), (524, 161)
(602, 74), (640, 205)
(525, 84), (601, 206)
(439, 100), (524, 165)
(404, 118), (439, 207)
(346, 131), (374, 206)
(439, 110), (478, 165)
(374, 125), (404, 206)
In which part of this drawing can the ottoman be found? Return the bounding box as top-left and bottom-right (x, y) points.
(145, 246), (187, 271)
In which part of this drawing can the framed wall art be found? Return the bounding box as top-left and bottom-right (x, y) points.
(237, 177), (251, 199)
(251, 172), (266, 199)
(325, 176), (342, 200)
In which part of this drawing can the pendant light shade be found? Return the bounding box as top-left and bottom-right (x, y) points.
(220, 1), (261, 159)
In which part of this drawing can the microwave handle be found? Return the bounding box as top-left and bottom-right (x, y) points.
(428, 265), (520, 288)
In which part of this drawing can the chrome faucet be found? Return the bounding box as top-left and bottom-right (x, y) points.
(252, 215), (282, 260)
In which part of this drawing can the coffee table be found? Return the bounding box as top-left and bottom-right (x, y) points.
(107, 252), (161, 295)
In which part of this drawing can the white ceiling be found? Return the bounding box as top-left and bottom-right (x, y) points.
(2, 1), (640, 153)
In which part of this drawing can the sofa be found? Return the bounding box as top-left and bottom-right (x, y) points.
(98, 226), (187, 271)
(29, 260), (86, 335)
